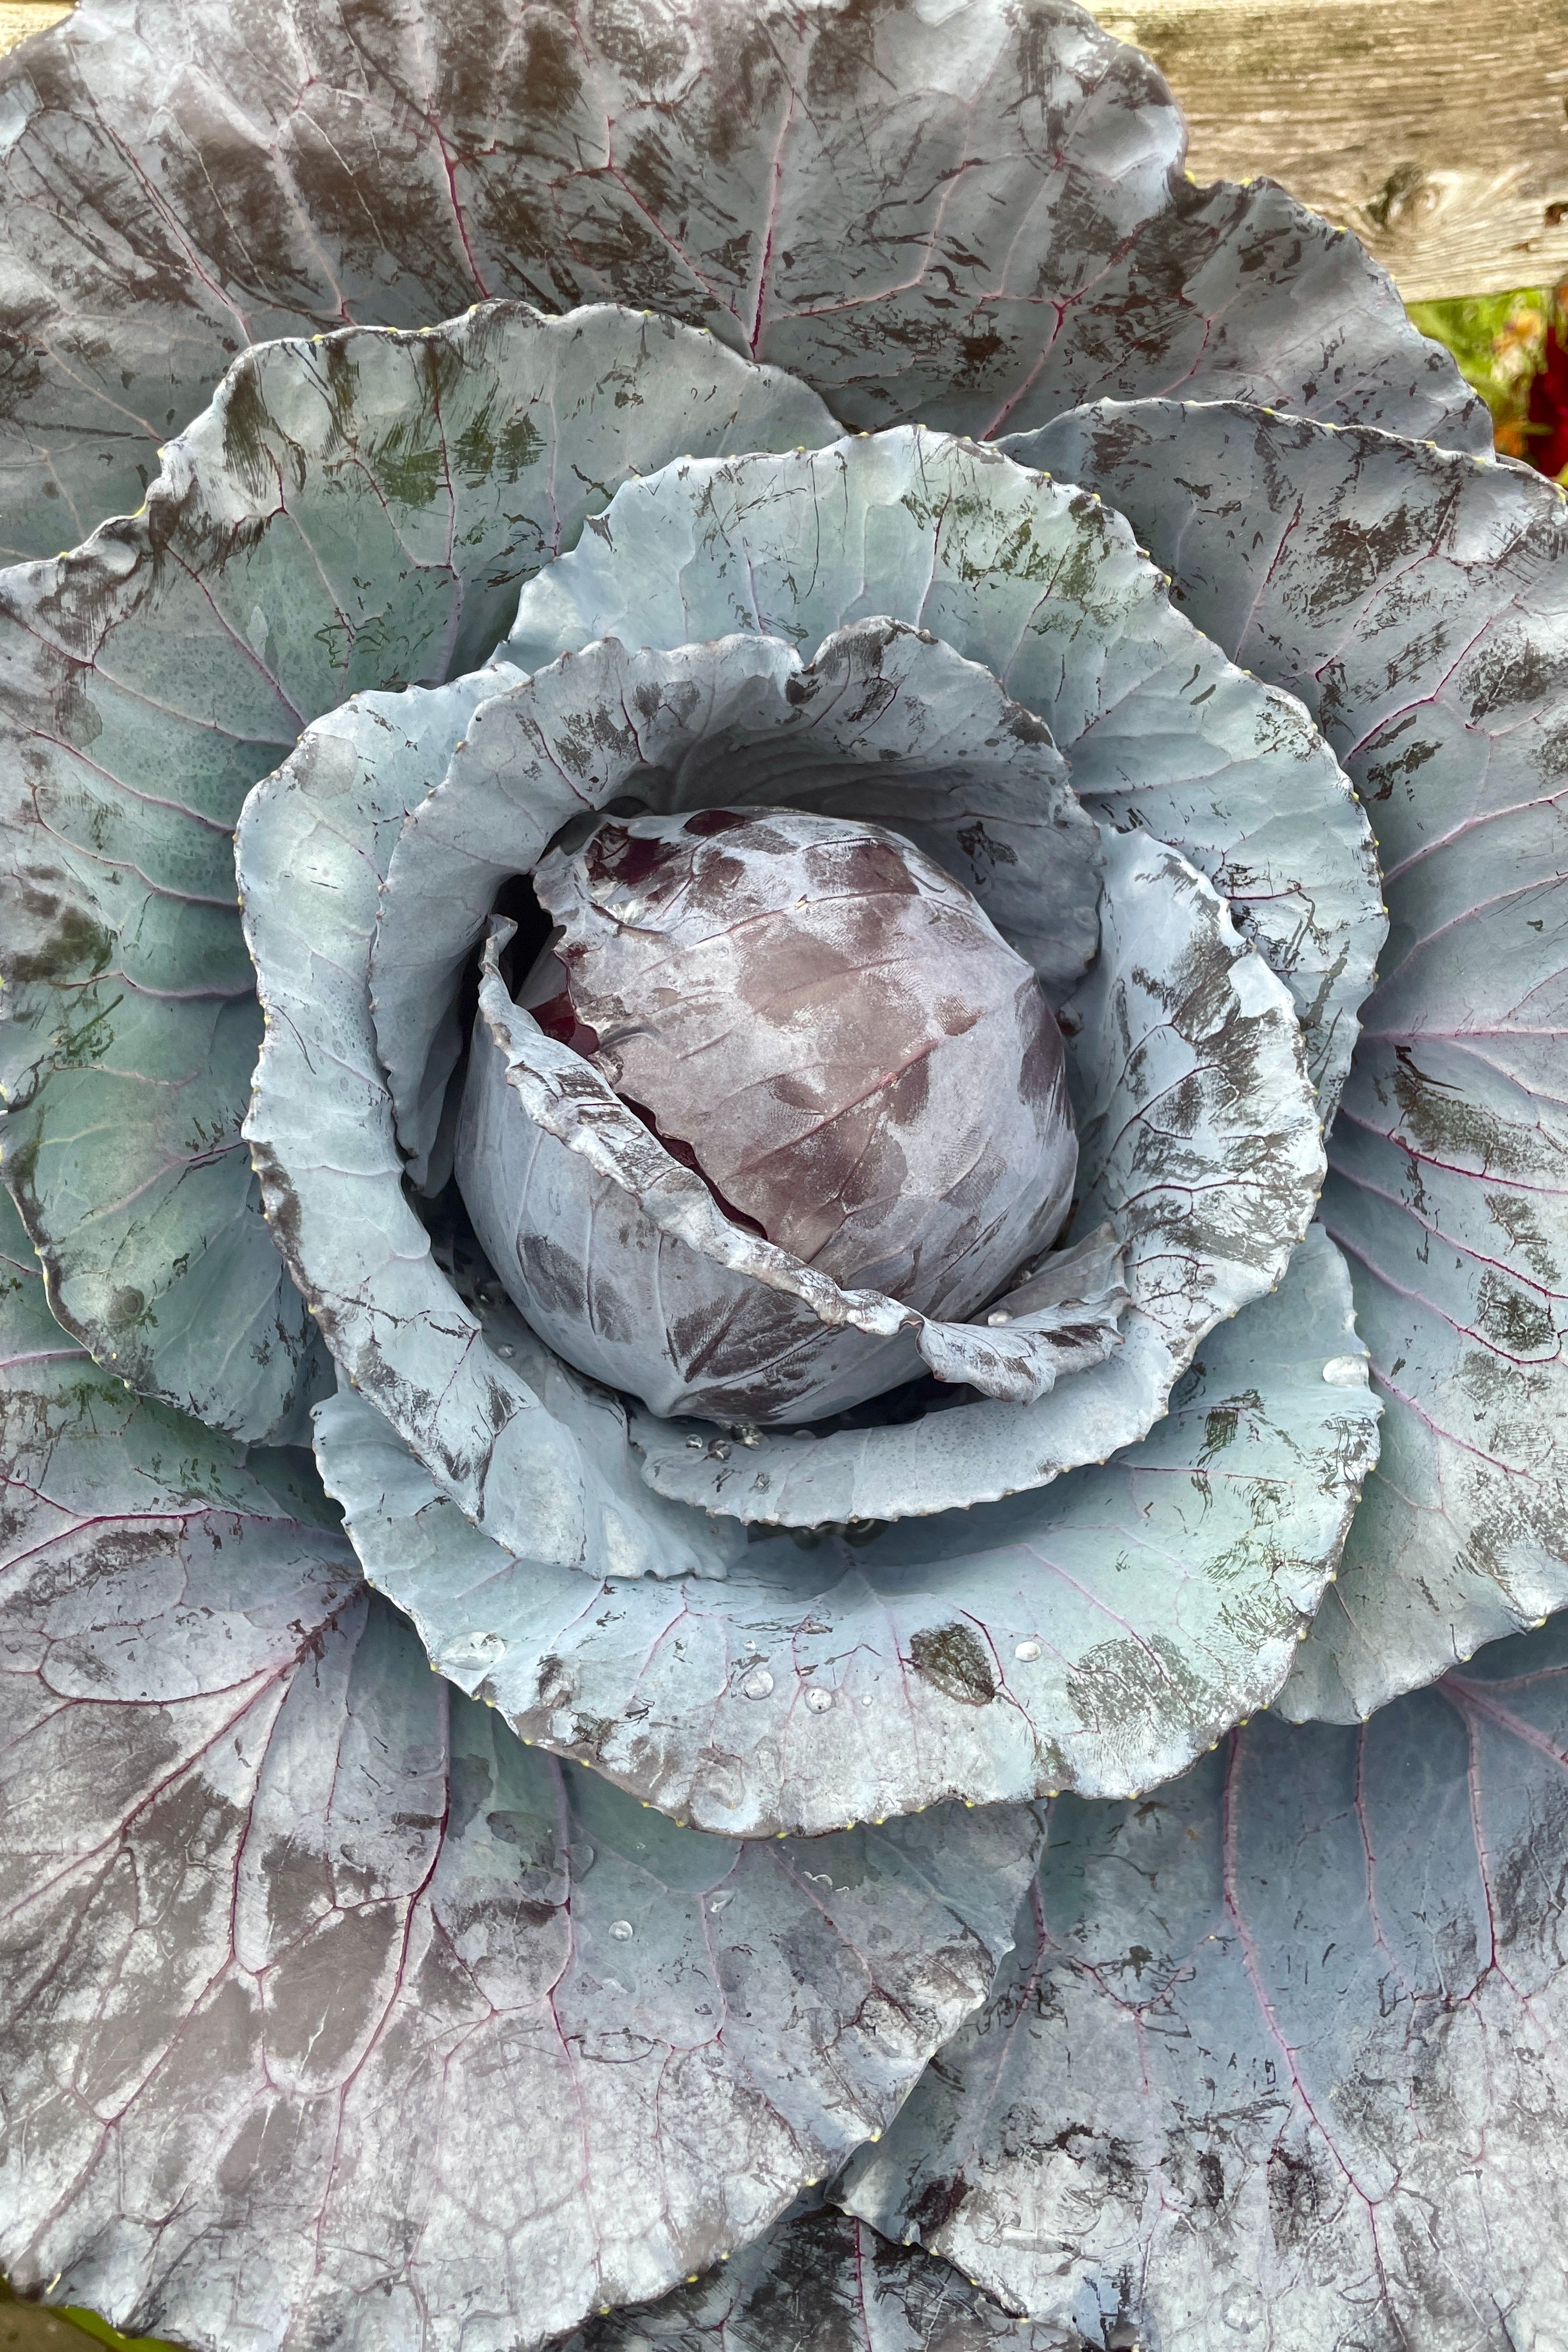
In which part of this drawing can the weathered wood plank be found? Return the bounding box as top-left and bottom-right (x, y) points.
(1112, 0), (1568, 299)
(0, 4), (69, 54)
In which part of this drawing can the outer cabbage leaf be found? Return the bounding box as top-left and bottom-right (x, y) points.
(564, 2200), (1066, 2351)
(1019, 402), (1568, 1722)
(504, 428), (1385, 1126)
(0, 0), (1484, 564)
(840, 1612), (1568, 2352)
(0, 1193), (1041, 2349)
(315, 1222), (1378, 1837)
(0, 300), (832, 1440)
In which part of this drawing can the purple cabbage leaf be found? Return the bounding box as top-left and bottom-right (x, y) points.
(561, 2197), (1068, 2351)
(0, 1190), (1040, 2348)
(461, 894), (1118, 1421)
(1020, 403), (1568, 1721)
(0, 303), (831, 1443)
(313, 1218), (1378, 1836)
(0, 0), (1483, 565)
(841, 1610), (1568, 2352)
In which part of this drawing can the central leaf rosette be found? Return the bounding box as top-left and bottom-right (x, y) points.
(530, 806), (1076, 1291)
(460, 800), (1084, 1423)
(241, 427), (1357, 1572)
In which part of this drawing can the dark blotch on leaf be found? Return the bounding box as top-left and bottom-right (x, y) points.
(107, 1285), (146, 1333)
(907, 2172), (971, 2235)
(4, 891), (113, 985)
(909, 1622), (996, 1706)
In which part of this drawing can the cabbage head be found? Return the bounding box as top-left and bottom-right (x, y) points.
(2, 5), (1567, 2348)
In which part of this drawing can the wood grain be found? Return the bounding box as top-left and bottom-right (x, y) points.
(1113, 0), (1568, 299)
(0, 4), (70, 54)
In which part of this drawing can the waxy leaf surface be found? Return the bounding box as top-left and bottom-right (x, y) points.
(1021, 403), (1568, 1719)
(315, 1222), (1378, 1836)
(0, 1196), (1039, 2349)
(0, 0), (1483, 563)
(238, 656), (741, 1579)
(531, 804), (1071, 1306)
(841, 1612), (1568, 2352)
(0, 300), (831, 1440)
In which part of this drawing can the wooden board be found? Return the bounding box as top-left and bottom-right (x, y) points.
(0, 0), (1559, 301)
(1112, 0), (1568, 299)
(0, 4), (69, 54)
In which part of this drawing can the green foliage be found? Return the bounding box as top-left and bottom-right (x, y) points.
(1408, 288), (1551, 459)
(0, 2276), (173, 2352)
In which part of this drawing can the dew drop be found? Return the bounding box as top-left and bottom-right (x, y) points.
(804, 1685), (833, 1713)
(987, 1310), (1012, 1327)
(861, 1692), (874, 1706)
(608, 1918), (634, 1942)
(1321, 1354), (1365, 1385)
(570, 1840), (595, 1874)
(708, 1888), (734, 1911)
(442, 1628), (506, 1670)
(741, 1667), (775, 1700)
(1014, 1639), (1042, 1663)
